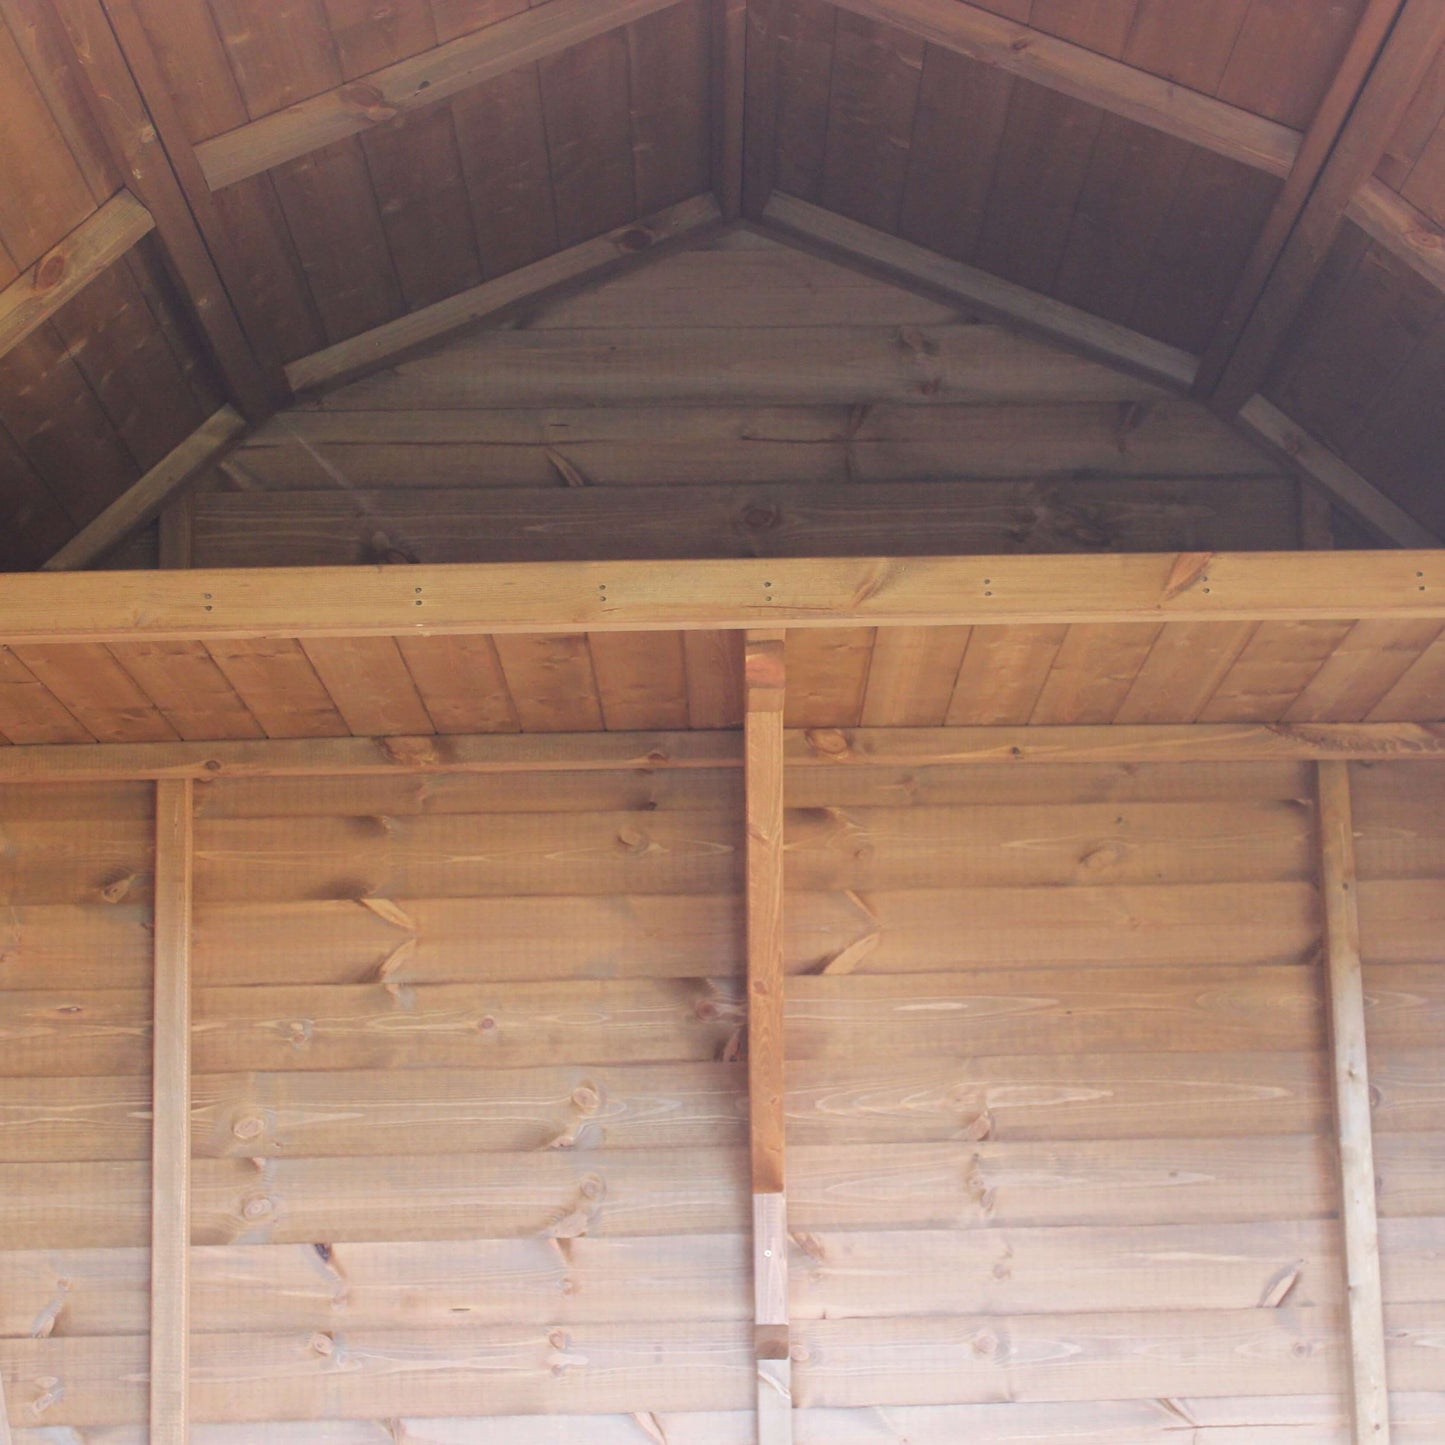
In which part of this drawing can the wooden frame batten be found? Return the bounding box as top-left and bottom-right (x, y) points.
(150, 777), (195, 1443)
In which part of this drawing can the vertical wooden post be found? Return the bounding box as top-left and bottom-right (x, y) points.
(0, 1346), (12, 1443)
(151, 778), (194, 1444)
(1317, 760), (1391, 1443)
(744, 630), (791, 1442)
(711, 0), (748, 220)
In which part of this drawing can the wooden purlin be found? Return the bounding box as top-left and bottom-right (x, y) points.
(745, 630), (791, 1440)
(0, 190), (154, 360)
(150, 777), (194, 1444)
(1316, 761), (1392, 1443)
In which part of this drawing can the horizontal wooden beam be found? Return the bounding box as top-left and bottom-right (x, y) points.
(760, 195), (1197, 390)
(42, 406), (246, 571)
(1237, 396), (1442, 548)
(287, 195), (722, 392)
(195, 0), (687, 190)
(0, 190), (153, 359)
(1348, 178), (1445, 292)
(0, 551), (1440, 644)
(0, 721), (1440, 783)
(827, 0), (1300, 177)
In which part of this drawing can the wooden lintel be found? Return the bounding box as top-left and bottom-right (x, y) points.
(0, 552), (1441, 645)
(1195, 0), (1405, 401)
(1238, 397), (1442, 548)
(745, 631), (791, 1441)
(194, 0), (687, 190)
(711, 0), (748, 220)
(826, 0), (1299, 177)
(0, 721), (1441, 784)
(286, 194), (722, 393)
(0, 190), (154, 360)
(1315, 761), (1392, 1442)
(43, 406), (246, 571)
(1207, 0), (1445, 415)
(760, 194), (1197, 390)
(150, 777), (194, 1444)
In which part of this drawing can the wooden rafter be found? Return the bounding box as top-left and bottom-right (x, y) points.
(0, 721), (1441, 784)
(1238, 398), (1442, 549)
(1205, 0), (1445, 415)
(0, 552), (1440, 644)
(825, 0), (1300, 177)
(42, 407), (245, 571)
(40, 0), (286, 419)
(760, 194), (1197, 388)
(193, 0), (688, 191)
(287, 194), (722, 393)
(150, 777), (194, 1445)
(744, 631), (791, 1441)
(1195, 0), (1405, 402)
(1316, 761), (1392, 1443)
(0, 190), (153, 359)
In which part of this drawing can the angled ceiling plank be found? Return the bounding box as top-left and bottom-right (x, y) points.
(760, 193), (1197, 388)
(195, 0), (690, 191)
(0, 552), (1441, 645)
(1205, 0), (1445, 415)
(1238, 398), (1442, 548)
(1194, 0), (1406, 400)
(286, 194), (722, 393)
(825, 0), (1300, 176)
(37, 0), (287, 418)
(711, 0), (748, 219)
(0, 189), (153, 358)
(42, 406), (245, 571)
(1348, 179), (1445, 292)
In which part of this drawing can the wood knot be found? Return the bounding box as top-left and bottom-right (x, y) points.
(616, 226), (656, 253)
(571, 1084), (601, 1113)
(99, 871), (139, 904)
(241, 1194), (274, 1221)
(232, 1113), (265, 1141)
(805, 727), (851, 759)
(616, 826), (652, 854)
(34, 248), (68, 292)
(742, 504), (781, 532)
(340, 80), (399, 122)
(309, 1331), (335, 1356)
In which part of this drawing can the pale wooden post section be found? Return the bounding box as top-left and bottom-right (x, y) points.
(0, 1348), (12, 1443)
(151, 779), (195, 1443)
(1317, 760), (1391, 1443)
(744, 630), (791, 1441)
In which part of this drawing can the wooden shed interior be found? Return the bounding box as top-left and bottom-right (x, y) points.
(3, 2), (1445, 1443)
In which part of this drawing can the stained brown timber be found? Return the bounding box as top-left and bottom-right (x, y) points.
(1317, 760), (1392, 1441)
(0, 553), (1441, 645)
(745, 630), (791, 1441)
(0, 724), (1442, 784)
(150, 778), (193, 1444)
(193, 0), (691, 190)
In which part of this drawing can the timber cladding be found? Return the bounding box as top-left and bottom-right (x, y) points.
(1, 755), (1443, 1438)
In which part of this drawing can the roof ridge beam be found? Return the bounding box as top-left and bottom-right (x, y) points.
(195, 0), (690, 191)
(824, 0), (1300, 177)
(1201, 0), (1445, 414)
